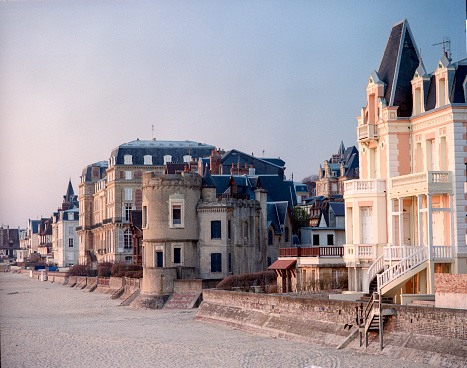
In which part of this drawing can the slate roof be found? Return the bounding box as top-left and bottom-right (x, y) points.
(212, 174), (298, 209)
(111, 140), (215, 166)
(267, 201), (289, 234)
(29, 220), (41, 234)
(329, 202), (345, 217)
(450, 64), (467, 103)
(202, 168), (217, 188)
(377, 19), (419, 117)
(219, 150), (285, 176)
(81, 161), (108, 182)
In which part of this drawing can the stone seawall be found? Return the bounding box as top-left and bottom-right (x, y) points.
(196, 289), (467, 367)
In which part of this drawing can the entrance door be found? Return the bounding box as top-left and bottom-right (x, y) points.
(432, 209), (444, 246)
(403, 213), (411, 245)
(361, 207), (373, 244)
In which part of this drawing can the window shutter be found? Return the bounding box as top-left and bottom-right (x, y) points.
(118, 229), (124, 253)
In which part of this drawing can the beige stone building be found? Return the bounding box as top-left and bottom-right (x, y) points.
(140, 169), (274, 297)
(77, 140), (215, 266)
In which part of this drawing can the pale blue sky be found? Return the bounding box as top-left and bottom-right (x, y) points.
(0, 1), (464, 227)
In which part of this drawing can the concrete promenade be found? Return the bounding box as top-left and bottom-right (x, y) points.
(0, 273), (435, 368)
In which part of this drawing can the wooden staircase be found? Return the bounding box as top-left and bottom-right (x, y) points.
(358, 292), (395, 350)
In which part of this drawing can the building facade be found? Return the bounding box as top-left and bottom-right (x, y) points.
(77, 140), (215, 266)
(343, 20), (467, 303)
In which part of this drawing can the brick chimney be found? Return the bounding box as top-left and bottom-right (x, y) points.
(210, 149), (221, 175)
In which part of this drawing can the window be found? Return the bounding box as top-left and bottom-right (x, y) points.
(285, 227), (289, 243)
(144, 155), (153, 165)
(313, 234), (320, 245)
(125, 188), (132, 201)
(243, 221), (248, 238)
(173, 205), (181, 225)
(173, 247), (181, 264)
(125, 256), (132, 261)
(163, 155), (172, 165)
(211, 253), (222, 273)
(124, 229), (132, 250)
(228, 253), (232, 273)
(183, 155), (192, 163)
(170, 200), (184, 228)
(125, 171), (132, 180)
(228, 220), (231, 239)
(124, 155), (133, 165)
(142, 206), (148, 228)
(124, 203), (133, 222)
(268, 230), (273, 245)
(267, 257), (272, 267)
(211, 221), (221, 239)
(68, 238), (74, 247)
(68, 213), (74, 221)
(327, 234), (334, 245)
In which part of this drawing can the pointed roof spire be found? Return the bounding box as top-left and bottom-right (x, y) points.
(202, 164), (217, 188)
(377, 19), (420, 117)
(65, 179), (74, 203)
(337, 141), (345, 156)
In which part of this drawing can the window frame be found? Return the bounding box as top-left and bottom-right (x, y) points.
(169, 199), (185, 228)
(211, 253), (222, 273)
(211, 220), (222, 239)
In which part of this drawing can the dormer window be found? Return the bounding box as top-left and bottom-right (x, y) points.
(413, 87), (422, 115)
(68, 213), (74, 221)
(144, 155), (153, 165)
(163, 155), (172, 165)
(183, 155), (192, 163)
(124, 155), (133, 165)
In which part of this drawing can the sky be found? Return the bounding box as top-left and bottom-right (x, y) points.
(0, 0), (465, 228)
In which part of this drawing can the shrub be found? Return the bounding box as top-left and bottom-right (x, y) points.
(217, 270), (276, 291)
(133, 270), (143, 279)
(68, 264), (89, 276)
(110, 263), (143, 278)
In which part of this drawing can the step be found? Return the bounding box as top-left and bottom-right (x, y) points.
(164, 292), (201, 309)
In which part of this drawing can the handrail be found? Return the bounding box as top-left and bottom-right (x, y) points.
(377, 246), (428, 291)
(367, 254), (385, 288)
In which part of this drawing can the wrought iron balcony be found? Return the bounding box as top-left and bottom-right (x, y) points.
(279, 246), (343, 258)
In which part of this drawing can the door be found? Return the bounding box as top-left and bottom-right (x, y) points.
(403, 213), (411, 245)
(361, 207), (373, 244)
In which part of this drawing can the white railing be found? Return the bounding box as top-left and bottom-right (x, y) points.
(377, 246), (428, 291)
(383, 245), (421, 261)
(344, 179), (386, 195)
(433, 245), (452, 259)
(344, 244), (377, 262)
(367, 254), (385, 286)
(391, 171), (451, 191)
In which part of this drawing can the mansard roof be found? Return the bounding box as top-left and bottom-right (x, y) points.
(111, 139), (215, 166)
(450, 64), (467, 103)
(81, 161), (108, 182)
(377, 19), (420, 117)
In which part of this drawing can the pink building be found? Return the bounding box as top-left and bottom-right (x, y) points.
(344, 20), (467, 304)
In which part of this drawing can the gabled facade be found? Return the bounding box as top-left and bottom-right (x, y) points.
(344, 20), (467, 303)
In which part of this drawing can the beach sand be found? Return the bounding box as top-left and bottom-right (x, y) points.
(0, 272), (435, 368)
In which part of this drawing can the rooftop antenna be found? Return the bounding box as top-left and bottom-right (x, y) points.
(151, 125), (155, 140)
(433, 37), (452, 61)
(262, 149), (265, 158)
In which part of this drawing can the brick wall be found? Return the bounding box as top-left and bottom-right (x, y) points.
(435, 273), (467, 294)
(202, 289), (467, 341)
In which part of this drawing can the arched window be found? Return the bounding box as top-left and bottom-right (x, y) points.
(268, 230), (273, 245)
(285, 227), (289, 243)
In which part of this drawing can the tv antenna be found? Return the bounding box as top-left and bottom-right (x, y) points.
(433, 37), (452, 61)
(152, 124), (155, 140)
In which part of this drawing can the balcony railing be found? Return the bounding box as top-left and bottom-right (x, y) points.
(279, 246), (343, 258)
(344, 179), (386, 196)
(357, 123), (378, 142)
(383, 245), (421, 261)
(343, 244), (378, 262)
(390, 171), (452, 196)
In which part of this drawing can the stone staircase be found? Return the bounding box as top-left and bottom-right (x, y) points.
(164, 292), (202, 309)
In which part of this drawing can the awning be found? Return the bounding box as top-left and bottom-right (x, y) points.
(268, 259), (296, 270)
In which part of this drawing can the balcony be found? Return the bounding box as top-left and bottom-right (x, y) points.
(357, 123), (378, 142)
(343, 244), (378, 264)
(279, 246), (343, 258)
(390, 171), (452, 197)
(344, 179), (386, 196)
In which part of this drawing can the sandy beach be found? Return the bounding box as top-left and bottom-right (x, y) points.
(0, 272), (436, 368)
